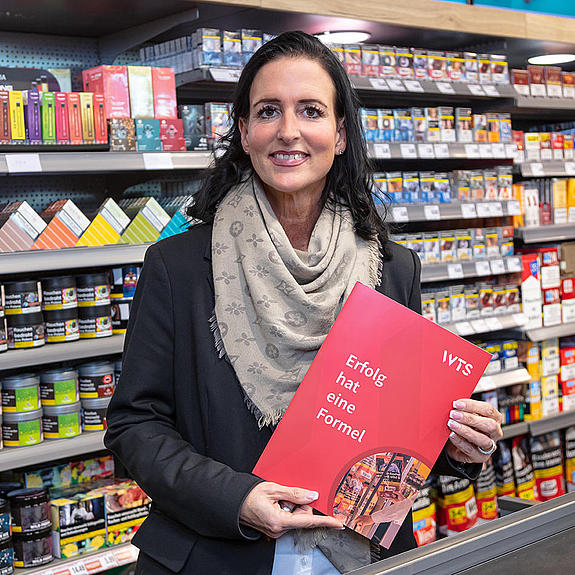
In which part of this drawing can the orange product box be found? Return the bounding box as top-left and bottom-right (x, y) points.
(151, 67), (177, 119)
(82, 65), (130, 119)
(54, 92), (69, 144)
(93, 93), (108, 144)
(33, 199), (90, 250)
(0, 92), (10, 144)
(68, 93), (83, 144)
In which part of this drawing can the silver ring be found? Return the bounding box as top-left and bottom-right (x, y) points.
(477, 438), (497, 456)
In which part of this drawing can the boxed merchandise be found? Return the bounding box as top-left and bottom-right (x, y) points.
(492, 284), (507, 315)
(361, 45), (379, 77)
(361, 109), (378, 142)
(479, 283), (494, 316)
(395, 47), (413, 79)
(192, 28), (222, 68)
(475, 460), (498, 523)
(552, 179), (567, 224)
(76, 198), (130, 247)
(486, 113), (500, 143)
(507, 285), (521, 313)
(24, 90), (42, 144)
(497, 167), (513, 200)
(541, 338), (560, 377)
(427, 51), (446, 81)
(372, 174), (387, 204)
(329, 44), (345, 66)
(491, 55), (509, 84)
(446, 52), (464, 82)
(454, 170), (471, 201)
(378, 109), (395, 142)
(54, 92), (69, 144)
(436, 476), (478, 536)
(82, 65), (130, 118)
(540, 132), (553, 161)
(402, 172), (420, 203)
(205, 102), (231, 144)
(379, 46), (396, 78)
(0, 201), (47, 252)
(472, 227), (486, 258)
(455, 229), (472, 261)
(412, 108), (426, 143)
(455, 108), (472, 143)
(127, 66), (154, 118)
(530, 432), (566, 501)
(439, 107), (455, 143)
(485, 342), (502, 374)
(109, 119), (136, 152)
(478, 54), (492, 84)
(393, 109), (413, 142)
(500, 226), (514, 257)
(411, 483), (436, 546)
(159, 118), (186, 151)
(465, 286), (480, 319)
(545, 67), (563, 98)
(483, 170), (498, 200)
(435, 290), (451, 324)
(472, 114), (487, 143)
(512, 437), (538, 500)
(439, 230), (456, 262)
(552, 134), (565, 161)
(406, 234), (423, 261)
(9, 90), (25, 141)
(0, 91), (10, 144)
(421, 292), (437, 323)
(223, 31), (242, 67)
(524, 187), (540, 227)
(119, 197), (170, 244)
(241, 29), (262, 65)
(423, 232), (440, 264)
(344, 45), (362, 76)
(67, 93), (83, 145)
(464, 52), (479, 83)
(41, 91), (56, 144)
(79, 92), (95, 144)
(541, 375), (560, 417)
(503, 340), (519, 371)
(412, 49), (428, 80)
(524, 132), (541, 161)
(33, 199), (90, 250)
(528, 65), (546, 97)
(179, 104), (208, 151)
(512, 69), (530, 96)
(386, 172), (403, 203)
(93, 93), (108, 144)
(71, 456), (115, 485)
(157, 203), (191, 241)
(449, 285), (466, 322)
(566, 427), (575, 491)
(564, 72), (575, 98)
(135, 118), (162, 151)
(500, 114), (512, 143)
(562, 278), (575, 323)
(419, 172), (435, 203)
(493, 441), (516, 497)
(425, 108), (440, 142)
(485, 228), (500, 258)
(434, 172), (451, 203)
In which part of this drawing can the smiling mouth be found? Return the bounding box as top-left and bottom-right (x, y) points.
(269, 152), (309, 166)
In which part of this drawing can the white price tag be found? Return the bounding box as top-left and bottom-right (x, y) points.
(69, 563), (88, 575)
(485, 317), (503, 331)
(434, 143), (449, 158)
(479, 144), (493, 158)
(35, 570), (54, 575)
(465, 144), (480, 159)
(490, 259), (506, 274)
(424, 205), (441, 220)
(100, 553), (119, 569)
(468, 84), (485, 96)
(391, 206), (409, 222)
(373, 143), (391, 159)
(476, 203), (491, 218)
(210, 68), (241, 82)
(454, 321), (475, 336)
(400, 143), (417, 158)
(461, 203), (477, 219)
(505, 144), (518, 159)
(492, 143), (506, 158)
(513, 313), (526, 327)
(84, 558), (103, 572)
(507, 200), (521, 215)
(437, 82), (456, 94)
(418, 143), (435, 158)
(5, 153), (42, 173)
(387, 79), (406, 91)
(565, 162), (575, 175)
(475, 261), (492, 276)
(471, 319), (489, 333)
(489, 202), (503, 216)
(143, 153), (174, 170)
(404, 80), (424, 92)
(475, 376), (494, 393)
(115, 546), (139, 565)
(369, 78), (390, 91)
(448, 263), (464, 279)
(506, 257), (523, 272)
(484, 85), (500, 97)
(530, 162), (545, 176)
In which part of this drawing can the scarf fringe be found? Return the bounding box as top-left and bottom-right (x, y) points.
(243, 392), (285, 430)
(368, 236), (383, 288)
(209, 313), (227, 359)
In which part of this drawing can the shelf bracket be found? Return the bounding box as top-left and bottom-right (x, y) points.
(98, 8), (200, 64)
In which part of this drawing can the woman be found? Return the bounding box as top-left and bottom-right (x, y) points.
(105, 31), (503, 575)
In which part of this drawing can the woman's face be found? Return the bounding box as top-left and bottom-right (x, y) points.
(239, 56), (346, 202)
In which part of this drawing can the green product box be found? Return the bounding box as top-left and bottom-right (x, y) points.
(41, 92), (56, 143)
(119, 197), (170, 244)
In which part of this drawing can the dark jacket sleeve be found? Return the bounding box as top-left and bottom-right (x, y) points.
(104, 244), (262, 541)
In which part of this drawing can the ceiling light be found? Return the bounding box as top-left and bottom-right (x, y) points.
(528, 54), (575, 65)
(316, 31), (371, 45)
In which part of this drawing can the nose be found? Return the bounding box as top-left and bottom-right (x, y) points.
(277, 110), (300, 143)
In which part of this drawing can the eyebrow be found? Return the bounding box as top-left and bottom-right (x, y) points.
(252, 98), (329, 108)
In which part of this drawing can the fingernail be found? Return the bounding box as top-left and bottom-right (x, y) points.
(305, 491), (319, 501)
(449, 432), (458, 440)
(337, 526), (346, 530)
(450, 410), (463, 421)
(448, 419), (460, 430)
(453, 400), (466, 409)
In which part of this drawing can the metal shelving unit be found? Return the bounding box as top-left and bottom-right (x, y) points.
(515, 225), (575, 244)
(440, 313), (526, 337)
(519, 161), (575, 178)
(502, 421), (529, 440)
(530, 410), (575, 436)
(367, 142), (516, 161)
(526, 322), (575, 342)
(421, 256), (523, 283)
(474, 368), (531, 394)
(0, 335), (125, 371)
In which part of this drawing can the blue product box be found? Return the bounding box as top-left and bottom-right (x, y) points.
(402, 172), (420, 203)
(135, 118), (162, 151)
(419, 172), (436, 203)
(378, 109), (395, 142)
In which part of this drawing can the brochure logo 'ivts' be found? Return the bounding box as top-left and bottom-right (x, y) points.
(442, 350), (473, 376)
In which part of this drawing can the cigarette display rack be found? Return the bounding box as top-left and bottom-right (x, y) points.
(515, 224), (575, 244)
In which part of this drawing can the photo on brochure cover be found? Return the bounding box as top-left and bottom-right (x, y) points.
(333, 451), (431, 547)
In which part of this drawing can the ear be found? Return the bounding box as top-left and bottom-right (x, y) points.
(336, 117), (347, 152)
(239, 117), (249, 153)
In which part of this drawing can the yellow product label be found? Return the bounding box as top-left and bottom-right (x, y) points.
(535, 465), (563, 479)
(479, 499), (497, 517)
(47, 335), (66, 343)
(413, 503), (435, 523)
(448, 505), (468, 525)
(4, 308), (22, 315)
(62, 527), (106, 545)
(79, 332), (98, 339)
(14, 340), (41, 349)
(84, 423), (105, 431)
(476, 486), (496, 501)
(8, 91), (25, 140)
(441, 485), (474, 506)
(112, 328), (127, 335)
(496, 482), (515, 496)
(517, 480), (538, 500)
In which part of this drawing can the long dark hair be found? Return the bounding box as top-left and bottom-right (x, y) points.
(188, 30), (387, 242)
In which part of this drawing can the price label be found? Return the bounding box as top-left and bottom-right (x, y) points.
(404, 80), (424, 92)
(143, 153), (174, 170)
(490, 259), (506, 274)
(489, 202), (503, 216)
(424, 205), (441, 220)
(465, 144), (481, 159)
(479, 144), (493, 158)
(513, 313), (527, 327)
(418, 143), (435, 158)
(387, 79), (406, 91)
(461, 203), (477, 219)
(476, 203), (491, 218)
(210, 68), (241, 82)
(69, 563), (88, 575)
(492, 143), (506, 158)
(115, 547), (138, 565)
(101, 553), (119, 569)
(391, 206), (409, 222)
(373, 143), (391, 159)
(84, 559), (103, 572)
(448, 263), (464, 279)
(506, 257), (523, 272)
(565, 162), (575, 175)
(505, 144), (518, 159)
(471, 319), (489, 333)
(475, 376), (494, 393)
(485, 317), (503, 331)
(484, 85), (500, 97)
(454, 321), (474, 336)
(400, 143), (417, 158)
(5, 153), (42, 173)
(369, 78), (390, 91)
(434, 143), (450, 158)
(436, 82), (456, 94)
(468, 84), (485, 96)
(507, 200), (521, 215)
(530, 162), (545, 177)
(36, 570), (54, 575)
(475, 261), (492, 276)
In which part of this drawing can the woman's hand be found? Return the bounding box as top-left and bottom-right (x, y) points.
(240, 482), (344, 539)
(446, 399), (503, 464)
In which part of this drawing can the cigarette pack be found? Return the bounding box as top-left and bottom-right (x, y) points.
(473, 114), (487, 143)
(455, 107), (472, 143)
(454, 170), (471, 201)
(500, 113), (512, 143)
(483, 169), (498, 199)
(79, 92), (95, 144)
(24, 91), (42, 145)
(491, 55), (509, 84)
(41, 92), (56, 144)
(379, 46), (396, 78)
(344, 45), (362, 76)
(439, 107), (455, 143)
(412, 49), (428, 80)
(159, 118), (186, 151)
(425, 108), (440, 142)
(179, 104), (208, 151)
(450, 286), (467, 321)
(440, 230), (456, 262)
(386, 172), (403, 203)
(109, 118), (136, 152)
(512, 69), (530, 96)
(406, 233), (424, 261)
(540, 132), (552, 161)
(76, 198), (130, 247)
(435, 172), (451, 203)
(82, 65), (130, 118)
(361, 45), (380, 77)
(472, 228), (486, 259)
(402, 172), (420, 203)
(93, 93), (108, 144)
(151, 67), (177, 119)
(361, 109), (379, 142)
(487, 113), (501, 143)
(423, 232), (440, 264)
(528, 65), (546, 97)
(447, 52), (465, 82)
(470, 171), (485, 200)
(419, 171), (436, 203)
(485, 228), (500, 258)
(412, 108), (427, 143)
(393, 109), (414, 142)
(427, 51), (447, 81)
(497, 166), (513, 200)
(0, 201), (47, 252)
(135, 118), (162, 151)
(67, 93), (83, 145)
(241, 29), (262, 65)
(9, 90), (26, 141)
(0, 92), (10, 144)
(127, 66), (154, 118)
(223, 31), (242, 68)
(33, 199), (90, 249)
(54, 92), (69, 144)
(465, 286), (480, 319)
(464, 52), (479, 83)
(205, 102), (231, 145)
(456, 229), (472, 261)
(119, 197), (170, 244)
(552, 133), (564, 161)
(479, 283), (494, 316)
(377, 109), (395, 142)
(421, 292), (436, 322)
(435, 289), (451, 323)
(545, 67), (563, 98)
(192, 28), (222, 68)
(563, 72), (575, 98)
(372, 174), (387, 205)
(478, 54), (492, 84)
(395, 47), (413, 79)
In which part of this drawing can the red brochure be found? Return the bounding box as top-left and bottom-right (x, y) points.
(253, 282), (491, 547)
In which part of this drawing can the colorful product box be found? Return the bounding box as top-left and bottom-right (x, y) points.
(561, 348), (575, 383)
(157, 208), (190, 241)
(67, 93), (83, 145)
(478, 54), (492, 84)
(127, 66), (154, 118)
(79, 92), (95, 144)
(109, 119), (136, 152)
(9, 90), (26, 141)
(54, 92), (69, 144)
(240, 29), (262, 65)
(564, 72), (575, 98)
(93, 93), (108, 144)
(490, 55), (509, 84)
(179, 105), (207, 151)
(394, 109), (413, 142)
(378, 109), (395, 142)
(223, 31), (242, 67)
(379, 46), (396, 78)
(33, 199), (90, 250)
(446, 52), (465, 82)
(159, 118), (186, 151)
(205, 102), (230, 144)
(0, 91), (10, 144)
(193, 28), (222, 68)
(361, 45), (380, 77)
(151, 67), (177, 119)
(412, 49), (428, 80)
(41, 92), (56, 144)
(395, 47), (414, 79)
(119, 197), (170, 244)
(412, 108), (426, 143)
(473, 114), (487, 143)
(425, 108), (440, 143)
(439, 107), (455, 143)
(82, 65), (130, 118)
(455, 108), (472, 143)
(427, 51), (446, 81)
(545, 67), (563, 98)
(464, 52), (479, 83)
(487, 114), (501, 143)
(24, 90), (42, 144)
(512, 69), (530, 96)
(528, 65), (546, 97)
(135, 118), (162, 151)
(0, 201), (47, 252)
(344, 45), (362, 76)
(76, 198), (130, 247)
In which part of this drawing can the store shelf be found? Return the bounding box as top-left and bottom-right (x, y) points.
(15, 542), (138, 575)
(474, 368), (531, 394)
(515, 224), (575, 244)
(0, 431), (106, 472)
(0, 335), (125, 371)
(421, 256), (523, 283)
(440, 313), (526, 337)
(529, 410), (575, 436)
(519, 161), (575, 178)
(0, 151), (212, 175)
(525, 322), (575, 342)
(368, 142), (516, 161)
(502, 421), (529, 439)
(514, 95), (575, 112)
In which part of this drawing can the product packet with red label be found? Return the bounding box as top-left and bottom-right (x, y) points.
(437, 476), (478, 536)
(530, 431), (566, 501)
(411, 481), (436, 546)
(474, 459), (498, 522)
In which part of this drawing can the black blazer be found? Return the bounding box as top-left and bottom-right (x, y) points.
(105, 224), (476, 575)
